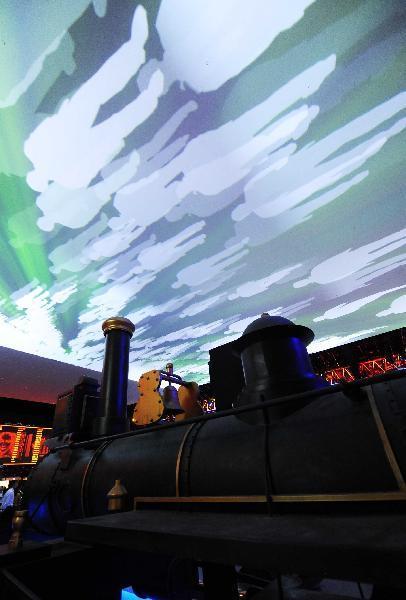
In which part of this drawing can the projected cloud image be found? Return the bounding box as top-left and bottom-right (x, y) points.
(0, 0), (405, 384)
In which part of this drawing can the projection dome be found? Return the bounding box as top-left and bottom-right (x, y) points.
(0, 0), (405, 384)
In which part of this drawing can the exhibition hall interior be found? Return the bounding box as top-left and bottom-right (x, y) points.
(0, 1), (405, 598)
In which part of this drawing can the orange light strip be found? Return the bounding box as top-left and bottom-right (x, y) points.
(10, 427), (25, 463)
(31, 428), (43, 464)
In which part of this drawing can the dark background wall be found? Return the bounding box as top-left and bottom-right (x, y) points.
(0, 345), (139, 405)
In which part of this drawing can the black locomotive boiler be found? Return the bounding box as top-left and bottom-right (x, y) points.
(24, 313), (406, 537)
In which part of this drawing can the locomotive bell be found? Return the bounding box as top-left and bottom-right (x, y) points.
(233, 312), (328, 420)
(162, 384), (184, 414)
(162, 363), (184, 415)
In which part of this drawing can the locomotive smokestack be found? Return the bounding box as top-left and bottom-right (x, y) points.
(233, 313), (328, 419)
(92, 316), (135, 437)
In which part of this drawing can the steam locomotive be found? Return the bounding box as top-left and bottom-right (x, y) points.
(24, 313), (406, 537)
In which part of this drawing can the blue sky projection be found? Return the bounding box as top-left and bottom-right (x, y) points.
(0, 0), (405, 384)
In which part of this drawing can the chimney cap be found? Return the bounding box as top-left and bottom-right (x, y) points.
(233, 313), (314, 353)
(244, 313), (294, 336)
(102, 316), (135, 336)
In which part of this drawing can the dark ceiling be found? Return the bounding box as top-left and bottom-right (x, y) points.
(0, 345), (138, 405)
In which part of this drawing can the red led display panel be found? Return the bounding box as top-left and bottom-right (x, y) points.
(0, 425), (51, 465)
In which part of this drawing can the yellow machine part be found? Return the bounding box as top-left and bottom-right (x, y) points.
(176, 382), (203, 420)
(132, 371), (203, 426)
(132, 370), (164, 426)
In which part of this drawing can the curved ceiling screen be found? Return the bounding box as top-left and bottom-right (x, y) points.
(0, 0), (405, 382)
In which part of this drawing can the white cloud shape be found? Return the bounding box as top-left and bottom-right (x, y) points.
(25, 6), (162, 192)
(314, 285), (406, 322)
(172, 239), (249, 289)
(228, 264), (301, 300)
(376, 294), (406, 318)
(296, 228), (406, 288)
(308, 327), (388, 354)
(157, 0), (315, 92)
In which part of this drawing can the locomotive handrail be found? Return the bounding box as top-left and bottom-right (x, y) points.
(52, 368), (406, 452)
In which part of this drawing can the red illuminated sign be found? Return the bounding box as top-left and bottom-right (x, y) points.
(0, 425), (51, 465)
